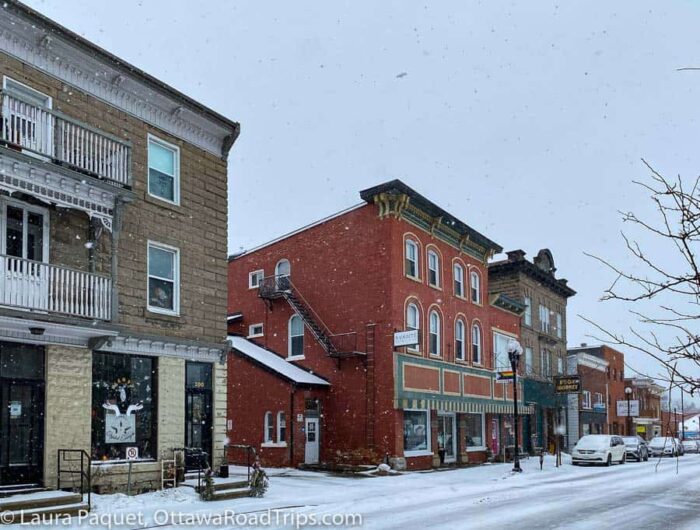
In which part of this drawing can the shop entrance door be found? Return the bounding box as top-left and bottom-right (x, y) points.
(437, 413), (456, 463)
(184, 362), (213, 471)
(304, 418), (319, 464)
(0, 343), (45, 486)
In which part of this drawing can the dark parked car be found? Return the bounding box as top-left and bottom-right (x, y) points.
(622, 436), (649, 461)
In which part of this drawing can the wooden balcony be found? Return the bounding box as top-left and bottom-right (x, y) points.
(0, 90), (131, 188)
(0, 254), (112, 321)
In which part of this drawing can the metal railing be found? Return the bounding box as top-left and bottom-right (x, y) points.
(0, 254), (112, 320)
(0, 90), (132, 187)
(57, 449), (91, 511)
(227, 444), (256, 482)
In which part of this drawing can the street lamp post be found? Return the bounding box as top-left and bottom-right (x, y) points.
(508, 339), (524, 473)
(625, 387), (632, 436)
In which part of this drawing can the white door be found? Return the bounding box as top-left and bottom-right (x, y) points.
(0, 199), (50, 310)
(438, 413), (457, 463)
(2, 77), (53, 157)
(304, 417), (319, 464)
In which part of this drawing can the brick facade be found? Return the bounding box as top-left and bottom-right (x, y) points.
(227, 181), (527, 470)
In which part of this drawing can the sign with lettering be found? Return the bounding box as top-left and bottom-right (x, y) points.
(616, 400), (640, 417)
(394, 329), (419, 347)
(554, 376), (581, 394)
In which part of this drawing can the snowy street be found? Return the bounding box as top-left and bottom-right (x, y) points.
(10, 455), (698, 530)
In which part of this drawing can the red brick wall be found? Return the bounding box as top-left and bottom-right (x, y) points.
(600, 346), (627, 434)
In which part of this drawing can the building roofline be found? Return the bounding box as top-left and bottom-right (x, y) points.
(359, 179), (502, 253)
(489, 258), (576, 298)
(4, 1), (240, 156)
(228, 202), (366, 260)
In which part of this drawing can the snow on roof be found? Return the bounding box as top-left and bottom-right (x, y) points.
(229, 336), (330, 387)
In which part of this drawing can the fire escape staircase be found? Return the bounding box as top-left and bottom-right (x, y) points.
(258, 276), (364, 360)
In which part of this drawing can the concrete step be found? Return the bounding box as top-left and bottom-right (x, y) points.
(208, 487), (250, 501)
(1, 502), (89, 524)
(0, 484), (47, 498)
(0, 492), (82, 512)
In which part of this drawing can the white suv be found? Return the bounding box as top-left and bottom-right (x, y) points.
(572, 435), (627, 466)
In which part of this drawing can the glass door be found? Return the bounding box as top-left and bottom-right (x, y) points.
(438, 413), (456, 463)
(184, 362), (212, 470)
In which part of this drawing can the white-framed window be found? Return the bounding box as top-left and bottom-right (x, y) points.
(525, 347), (533, 374)
(2, 77), (53, 155)
(406, 303), (420, 352)
(470, 271), (481, 304)
(557, 356), (563, 375)
(539, 304), (550, 333)
(582, 391), (591, 409)
(264, 411), (274, 442)
(465, 413), (485, 451)
(147, 134), (180, 205)
(249, 269), (264, 289)
(277, 412), (287, 443)
(405, 239), (419, 278)
(248, 323), (264, 338)
(540, 349), (551, 377)
(275, 259), (290, 277)
(403, 409), (431, 456)
(524, 296), (532, 326)
(595, 392), (604, 406)
(455, 319), (465, 361)
(427, 250), (440, 287)
(493, 332), (512, 372)
(454, 263), (464, 297)
(471, 323), (482, 365)
(288, 315), (304, 358)
(147, 241), (180, 315)
(429, 310), (441, 356)
(0, 197), (50, 262)
(556, 312), (563, 339)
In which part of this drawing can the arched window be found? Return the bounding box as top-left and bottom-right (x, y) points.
(277, 412), (287, 443)
(427, 250), (440, 287)
(288, 315), (304, 358)
(275, 259), (290, 277)
(405, 239), (419, 278)
(471, 323), (482, 364)
(429, 310), (441, 356)
(454, 263), (464, 297)
(470, 271), (481, 304)
(264, 411), (274, 442)
(406, 303), (421, 351)
(455, 319), (465, 361)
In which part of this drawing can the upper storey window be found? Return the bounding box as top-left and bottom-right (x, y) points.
(470, 271), (481, 304)
(147, 241), (180, 315)
(148, 135), (180, 205)
(405, 239), (419, 279)
(427, 250), (440, 287)
(454, 263), (464, 297)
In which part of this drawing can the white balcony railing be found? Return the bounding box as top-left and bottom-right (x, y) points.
(0, 254), (112, 321)
(0, 90), (132, 187)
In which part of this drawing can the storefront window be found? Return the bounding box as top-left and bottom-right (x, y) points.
(403, 410), (430, 454)
(91, 352), (157, 461)
(465, 413), (485, 450)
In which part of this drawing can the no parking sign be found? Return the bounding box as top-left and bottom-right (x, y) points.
(126, 446), (139, 460)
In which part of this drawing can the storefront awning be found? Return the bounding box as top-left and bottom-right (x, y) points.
(394, 397), (534, 415)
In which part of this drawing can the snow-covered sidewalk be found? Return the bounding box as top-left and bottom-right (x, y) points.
(6, 454), (700, 529)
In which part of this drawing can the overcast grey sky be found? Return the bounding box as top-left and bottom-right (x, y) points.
(24, 0), (700, 392)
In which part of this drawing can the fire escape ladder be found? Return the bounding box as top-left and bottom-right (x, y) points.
(258, 276), (363, 359)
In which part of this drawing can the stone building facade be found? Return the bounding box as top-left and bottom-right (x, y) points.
(488, 249), (575, 453)
(0, 2), (237, 492)
(227, 180), (528, 471)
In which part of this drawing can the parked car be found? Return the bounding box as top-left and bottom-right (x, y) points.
(648, 437), (680, 457)
(676, 438), (685, 456)
(681, 440), (699, 454)
(572, 435), (626, 466)
(622, 436), (649, 461)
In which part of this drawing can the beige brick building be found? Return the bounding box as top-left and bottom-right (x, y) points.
(0, 1), (237, 493)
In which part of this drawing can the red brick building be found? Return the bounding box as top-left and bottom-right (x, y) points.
(227, 180), (528, 470)
(565, 350), (609, 450)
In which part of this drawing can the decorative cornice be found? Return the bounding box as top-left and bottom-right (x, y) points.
(0, 147), (117, 230)
(98, 335), (224, 362)
(0, 3), (239, 158)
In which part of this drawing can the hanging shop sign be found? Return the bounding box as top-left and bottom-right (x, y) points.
(394, 329), (419, 347)
(616, 400), (640, 417)
(554, 376), (581, 394)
